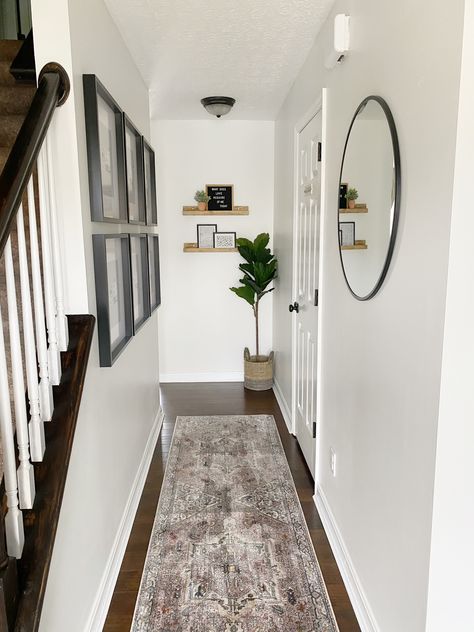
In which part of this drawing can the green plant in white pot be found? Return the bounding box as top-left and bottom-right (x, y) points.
(230, 233), (278, 391)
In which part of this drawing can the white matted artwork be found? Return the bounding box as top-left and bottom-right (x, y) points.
(147, 234), (161, 312)
(213, 231), (236, 249)
(98, 94), (121, 219)
(83, 74), (127, 223)
(125, 116), (145, 224)
(92, 233), (133, 367)
(197, 224), (217, 248)
(339, 222), (355, 247)
(130, 234), (151, 330)
(106, 237), (126, 348)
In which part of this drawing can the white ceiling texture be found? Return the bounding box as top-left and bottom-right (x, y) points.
(103, 0), (335, 120)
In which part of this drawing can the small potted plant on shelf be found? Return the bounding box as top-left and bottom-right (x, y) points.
(194, 190), (210, 211)
(346, 187), (359, 209)
(230, 233), (277, 391)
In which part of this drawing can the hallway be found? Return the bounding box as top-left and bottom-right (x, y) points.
(104, 383), (360, 631)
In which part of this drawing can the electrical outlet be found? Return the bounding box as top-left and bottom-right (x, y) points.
(330, 448), (337, 477)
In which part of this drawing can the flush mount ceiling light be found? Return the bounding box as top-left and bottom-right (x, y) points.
(201, 96), (236, 118)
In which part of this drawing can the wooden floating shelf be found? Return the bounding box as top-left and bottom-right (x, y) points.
(339, 206), (368, 214)
(183, 206), (249, 216)
(183, 242), (238, 253)
(341, 240), (368, 250)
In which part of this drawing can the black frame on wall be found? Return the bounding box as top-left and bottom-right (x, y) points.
(147, 234), (161, 311)
(92, 233), (133, 367)
(124, 115), (146, 225)
(129, 233), (151, 332)
(83, 74), (128, 223)
(143, 140), (158, 226)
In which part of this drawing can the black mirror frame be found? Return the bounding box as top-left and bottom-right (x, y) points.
(338, 95), (401, 301)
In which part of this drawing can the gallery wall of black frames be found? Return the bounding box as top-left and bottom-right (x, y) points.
(83, 74), (161, 367)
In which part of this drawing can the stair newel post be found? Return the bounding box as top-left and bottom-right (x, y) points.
(45, 135), (68, 352)
(37, 148), (62, 385)
(27, 176), (54, 421)
(4, 237), (36, 510)
(0, 299), (25, 559)
(16, 205), (45, 462)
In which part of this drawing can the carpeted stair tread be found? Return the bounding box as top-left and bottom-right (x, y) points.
(0, 114), (25, 147)
(0, 40), (22, 62)
(0, 84), (35, 115)
(0, 60), (17, 86)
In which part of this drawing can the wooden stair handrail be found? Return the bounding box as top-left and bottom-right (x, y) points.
(0, 62), (70, 257)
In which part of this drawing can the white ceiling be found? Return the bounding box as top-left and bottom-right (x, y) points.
(103, 0), (335, 120)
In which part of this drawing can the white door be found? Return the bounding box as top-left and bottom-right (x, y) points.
(291, 109), (323, 474)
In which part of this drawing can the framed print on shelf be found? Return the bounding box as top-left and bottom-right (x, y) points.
(124, 115), (146, 224)
(83, 74), (127, 223)
(129, 234), (151, 332)
(197, 224), (217, 248)
(92, 234), (133, 367)
(213, 231), (236, 249)
(147, 234), (161, 312)
(339, 221), (355, 246)
(143, 140), (158, 226)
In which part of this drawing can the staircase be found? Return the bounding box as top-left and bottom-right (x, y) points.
(0, 39), (95, 631)
(0, 40), (36, 479)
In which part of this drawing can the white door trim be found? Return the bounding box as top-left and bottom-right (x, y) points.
(291, 90), (327, 479)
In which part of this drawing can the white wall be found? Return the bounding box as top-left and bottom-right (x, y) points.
(273, 1), (464, 631)
(425, 2), (474, 629)
(154, 120), (274, 382)
(31, 1), (161, 630)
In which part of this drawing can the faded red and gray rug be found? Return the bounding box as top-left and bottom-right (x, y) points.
(132, 415), (338, 632)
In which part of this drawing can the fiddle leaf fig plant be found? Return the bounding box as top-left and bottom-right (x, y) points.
(230, 233), (277, 358)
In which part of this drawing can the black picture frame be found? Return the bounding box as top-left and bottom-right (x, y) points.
(197, 224), (217, 248)
(339, 222), (355, 246)
(147, 234), (161, 312)
(83, 74), (127, 223)
(92, 234), (133, 367)
(213, 231), (236, 249)
(129, 233), (151, 332)
(124, 115), (146, 225)
(143, 140), (158, 226)
(206, 184), (233, 211)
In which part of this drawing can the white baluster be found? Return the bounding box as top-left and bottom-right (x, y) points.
(0, 299), (25, 559)
(27, 177), (54, 421)
(45, 136), (68, 352)
(37, 149), (61, 385)
(17, 205), (45, 462)
(4, 238), (35, 509)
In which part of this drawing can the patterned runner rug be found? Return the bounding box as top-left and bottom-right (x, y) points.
(132, 415), (338, 632)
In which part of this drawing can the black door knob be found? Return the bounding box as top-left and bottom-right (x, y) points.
(289, 302), (299, 313)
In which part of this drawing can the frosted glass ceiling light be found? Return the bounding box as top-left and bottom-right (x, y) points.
(201, 96), (235, 118)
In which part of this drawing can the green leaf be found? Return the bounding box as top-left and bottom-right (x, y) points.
(230, 285), (255, 306)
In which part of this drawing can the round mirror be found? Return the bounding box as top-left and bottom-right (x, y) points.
(338, 96), (401, 300)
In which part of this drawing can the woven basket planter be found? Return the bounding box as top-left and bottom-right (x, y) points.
(244, 347), (274, 391)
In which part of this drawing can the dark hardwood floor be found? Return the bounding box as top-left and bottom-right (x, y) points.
(104, 383), (360, 631)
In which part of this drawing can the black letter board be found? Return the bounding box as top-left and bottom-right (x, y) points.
(206, 184), (233, 211)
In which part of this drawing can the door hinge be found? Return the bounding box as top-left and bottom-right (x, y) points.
(317, 142), (322, 162)
(314, 289), (319, 306)
(312, 422), (317, 438)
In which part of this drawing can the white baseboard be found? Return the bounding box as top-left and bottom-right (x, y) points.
(85, 406), (165, 632)
(273, 378), (293, 434)
(160, 372), (244, 383)
(314, 486), (379, 632)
